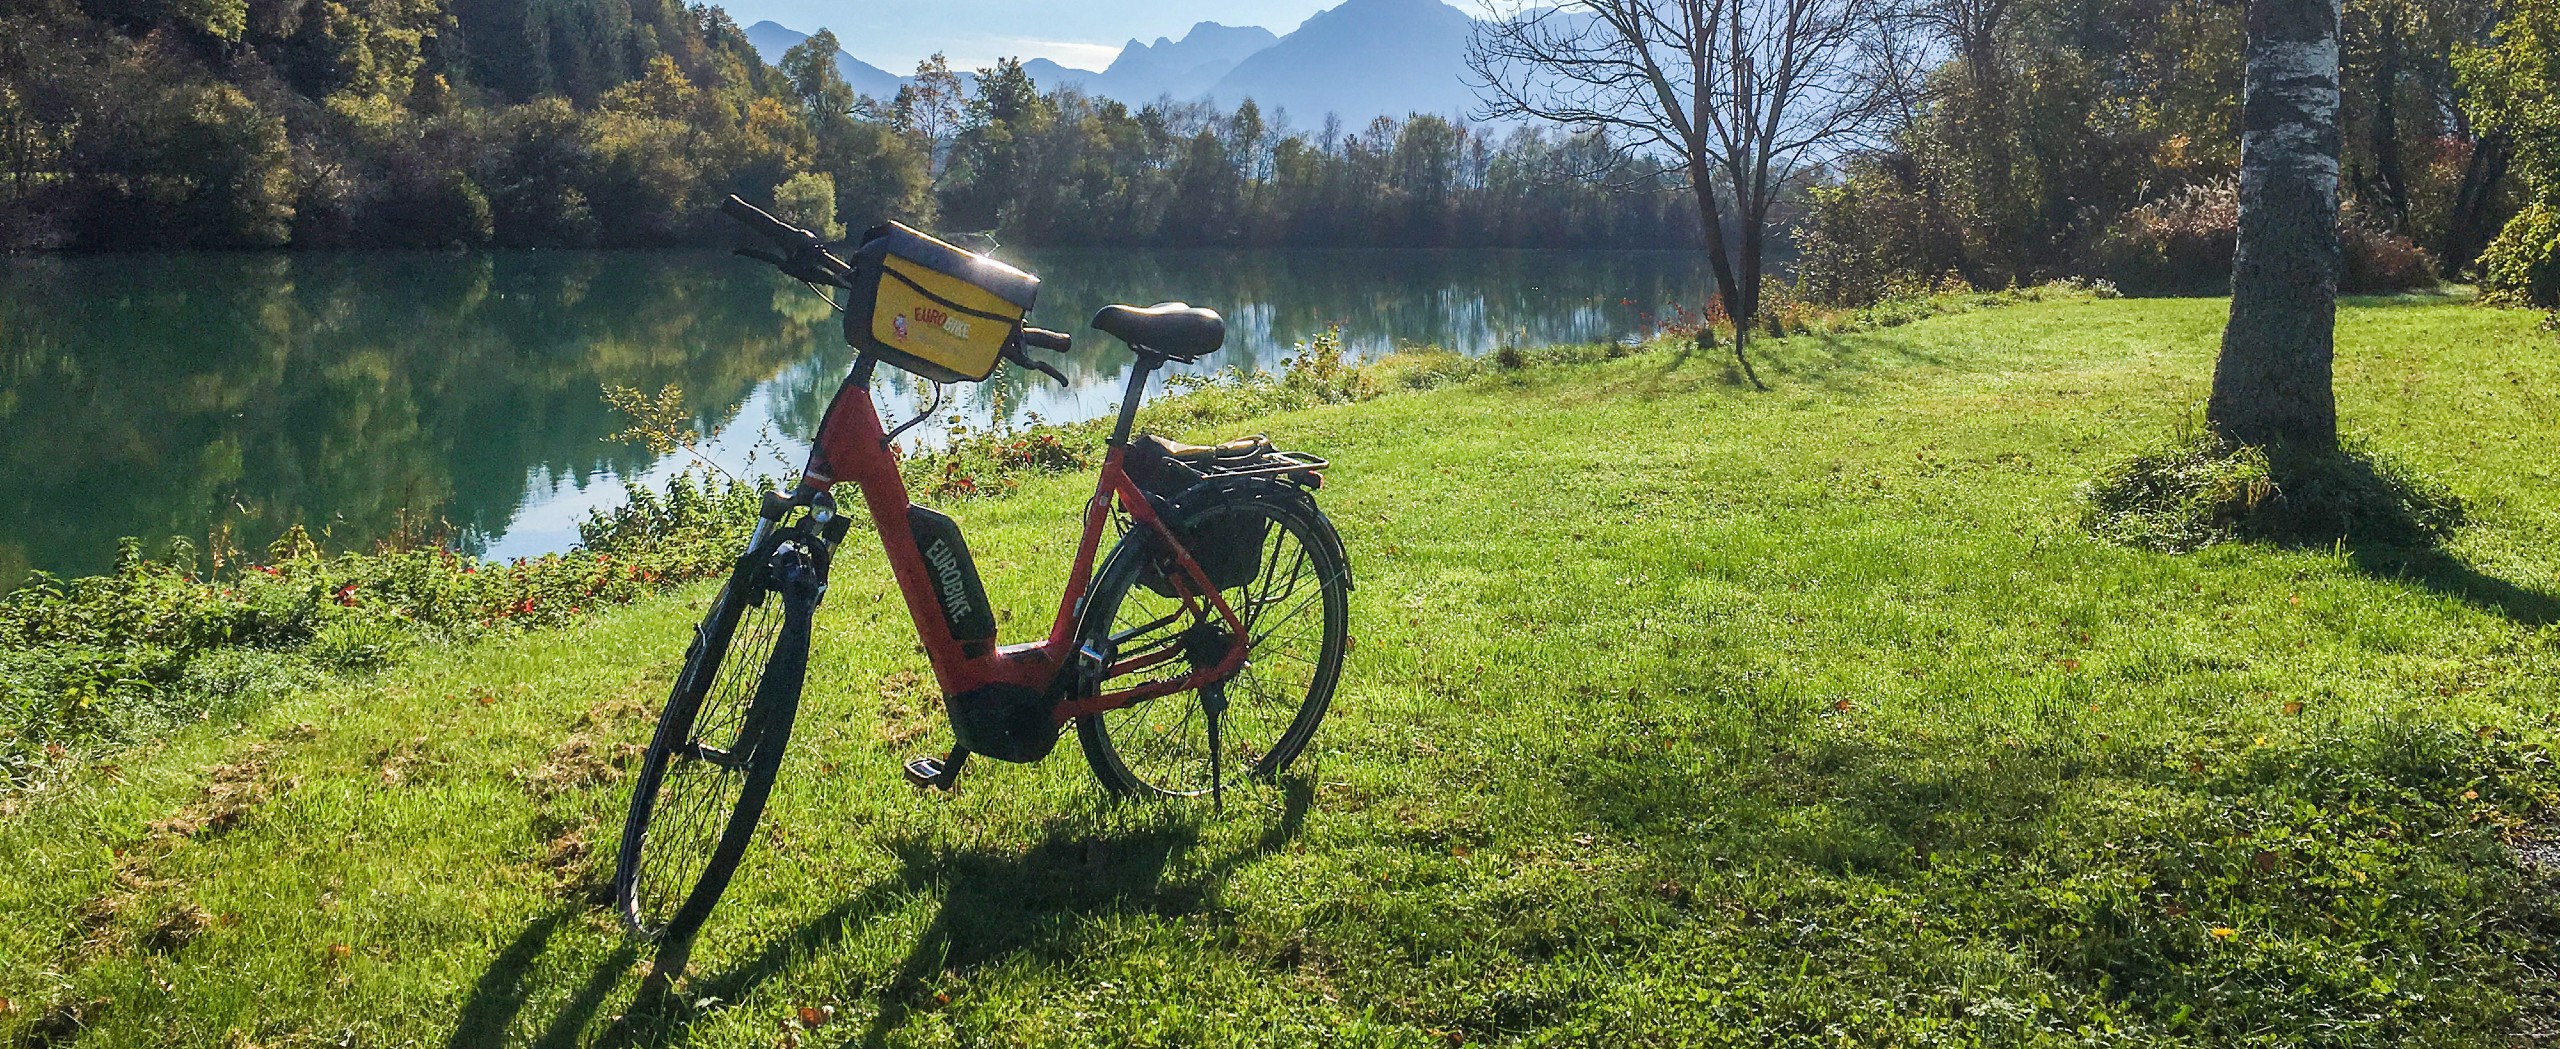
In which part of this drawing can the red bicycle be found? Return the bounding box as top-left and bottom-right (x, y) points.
(612, 198), (1353, 946)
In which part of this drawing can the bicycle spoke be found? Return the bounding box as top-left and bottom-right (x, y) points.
(619, 564), (809, 938)
(1086, 497), (1344, 799)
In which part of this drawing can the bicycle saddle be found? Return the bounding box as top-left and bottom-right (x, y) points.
(1093, 302), (1224, 361)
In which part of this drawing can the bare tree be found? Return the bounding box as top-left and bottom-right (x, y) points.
(2209, 0), (2343, 451)
(892, 54), (968, 175)
(1470, 0), (1916, 388)
(1911, 0), (2012, 96)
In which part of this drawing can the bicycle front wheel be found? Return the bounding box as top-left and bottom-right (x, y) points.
(614, 541), (821, 943)
(1077, 490), (1350, 798)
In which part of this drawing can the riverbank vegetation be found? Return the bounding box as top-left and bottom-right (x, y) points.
(0, 278), (2101, 788)
(4, 293), (2557, 1043)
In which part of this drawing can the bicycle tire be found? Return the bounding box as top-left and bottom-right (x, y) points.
(1076, 488), (1350, 798)
(614, 540), (822, 943)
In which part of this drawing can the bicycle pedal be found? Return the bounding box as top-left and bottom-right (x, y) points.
(902, 756), (948, 788)
(903, 749), (969, 791)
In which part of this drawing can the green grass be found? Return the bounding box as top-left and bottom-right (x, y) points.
(6, 293), (2560, 1046)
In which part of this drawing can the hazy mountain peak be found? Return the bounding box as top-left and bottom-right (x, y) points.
(748, 2), (1484, 128)
(1077, 20), (1280, 103)
(740, 21), (903, 100)
(1212, 0), (1479, 124)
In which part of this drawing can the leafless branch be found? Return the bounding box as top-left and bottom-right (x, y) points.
(1469, 0), (1919, 388)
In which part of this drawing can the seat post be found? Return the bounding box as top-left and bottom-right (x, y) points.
(1109, 352), (1159, 447)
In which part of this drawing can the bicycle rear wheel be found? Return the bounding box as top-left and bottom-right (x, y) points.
(614, 540), (821, 943)
(1077, 490), (1350, 798)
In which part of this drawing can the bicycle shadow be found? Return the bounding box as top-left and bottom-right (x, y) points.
(850, 782), (1310, 1046)
(439, 908), (644, 1049)
(535, 778), (1312, 1048)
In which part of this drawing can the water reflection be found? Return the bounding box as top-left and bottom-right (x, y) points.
(0, 248), (1706, 584)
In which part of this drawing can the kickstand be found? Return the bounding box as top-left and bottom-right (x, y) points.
(1203, 682), (1227, 812)
(903, 747), (970, 791)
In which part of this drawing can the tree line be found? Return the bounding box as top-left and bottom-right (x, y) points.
(0, 1), (1697, 252)
(1782, 0), (2560, 308)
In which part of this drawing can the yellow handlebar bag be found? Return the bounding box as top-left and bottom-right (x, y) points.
(842, 222), (1040, 383)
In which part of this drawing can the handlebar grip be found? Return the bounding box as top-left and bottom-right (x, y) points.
(1020, 327), (1073, 353)
(720, 194), (817, 249)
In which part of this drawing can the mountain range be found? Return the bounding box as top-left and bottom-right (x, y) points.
(741, 20), (906, 100)
(743, 0), (1483, 126)
(1023, 22), (1278, 105)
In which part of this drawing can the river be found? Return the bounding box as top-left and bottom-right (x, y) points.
(0, 248), (1711, 586)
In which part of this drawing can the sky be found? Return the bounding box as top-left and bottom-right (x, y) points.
(711, 0), (1343, 71)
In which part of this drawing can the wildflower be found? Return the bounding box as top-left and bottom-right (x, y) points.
(335, 583), (360, 607)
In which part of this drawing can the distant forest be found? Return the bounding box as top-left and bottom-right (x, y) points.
(0, 0), (1695, 252)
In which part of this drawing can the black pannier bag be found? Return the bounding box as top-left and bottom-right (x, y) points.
(1127, 435), (1274, 597)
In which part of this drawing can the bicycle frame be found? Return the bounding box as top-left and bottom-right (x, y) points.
(782, 356), (1252, 731)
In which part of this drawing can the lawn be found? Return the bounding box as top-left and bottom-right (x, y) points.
(4, 293), (2559, 1046)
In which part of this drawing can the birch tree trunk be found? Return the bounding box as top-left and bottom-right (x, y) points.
(2208, 0), (2344, 452)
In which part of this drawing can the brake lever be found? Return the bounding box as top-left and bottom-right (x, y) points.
(1005, 346), (1069, 386)
(1020, 356), (1069, 386)
(734, 247), (786, 266)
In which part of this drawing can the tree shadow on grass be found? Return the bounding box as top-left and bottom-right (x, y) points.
(1753, 332), (1951, 395)
(1594, 332), (1947, 406)
(2241, 447), (2556, 627)
(2342, 544), (2559, 627)
(1552, 689), (2071, 879)
(2090, 439), (2558, 627)
(537, 778), (1312, 1048)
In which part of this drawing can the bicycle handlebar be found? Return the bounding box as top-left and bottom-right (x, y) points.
(1004, 328), (1071, 386)
(721, 195), (816, 251)
(721, 194), (854, 287)
(725, 195), (1075, 387)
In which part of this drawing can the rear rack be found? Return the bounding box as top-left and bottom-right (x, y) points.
(1193, 448), (1328, 479)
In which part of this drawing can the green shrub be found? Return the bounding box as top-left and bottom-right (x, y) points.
(1792, 169), (1974, 307)
(0, 474), (756, 785)
(772, 171), (845, 240)
(2093, 180), (2439, 295)
(2477, 201), (2560, 307)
